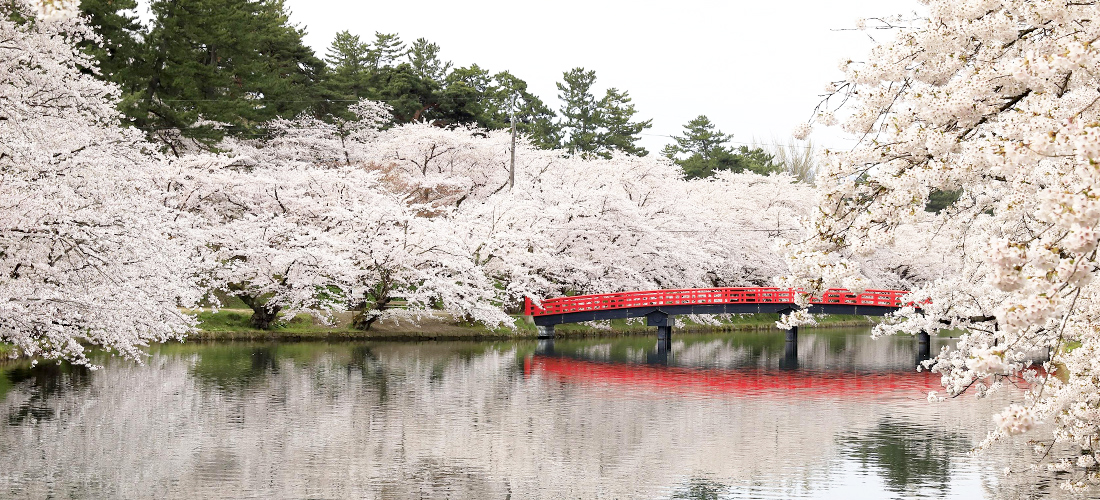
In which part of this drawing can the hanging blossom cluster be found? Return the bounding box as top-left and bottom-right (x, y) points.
(782, 0), (1100, 489)
(23, 0), (79, 21)
(995, 404), (1038, 436)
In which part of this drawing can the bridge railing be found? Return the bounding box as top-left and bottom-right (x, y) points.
(814, 289), (913, 307)
(524, 287), (915, 316)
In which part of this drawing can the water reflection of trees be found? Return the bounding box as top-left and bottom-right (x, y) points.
(348, 344), (392, 404)
(838, 418), (968, 497)
(187, 345), (282, 390)
(2, 361), (90, 425)
(0, 338), (1064, 499)
(669, 477), (729, 499)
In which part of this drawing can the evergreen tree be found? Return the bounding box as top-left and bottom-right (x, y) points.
(133, 0), (325, 151)
(925, 188), (962, 213)
(556, 67), (601, 156)
(428, 65), (559, 146)
(320, 31), (439, 124)
(408, 37), (451, 83)
(433, 66), (558, 145)
(326, 31), (370, 72)
(556, 68), (651, 158)
(316, 29), (558, 144)
(665, 115), (780, 179)
(669, 115), (733, 159)
(492, 71), (558, 149)
(598, 87), (651, 157)
(368, 63), (439, 123)
(436, 64), (492, 126)
(322, 30), (371, 118)
(77, 0), (144, 91)
(367, 32), (407, 69)
(251, 2), (326, 119)
(729, 145), (781, 175)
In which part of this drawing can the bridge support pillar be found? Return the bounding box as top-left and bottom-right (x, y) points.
(781, 337), (799, 370)
(536, 325), (555, 339)
(652, 336), (671, 365)
(536, 338), (555, 356)
(646, 311), (675, 341)
(780, 326), (799, 370)
(785, 326), (798, 343)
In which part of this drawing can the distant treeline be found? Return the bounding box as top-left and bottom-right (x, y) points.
(79, 0), (806, 178)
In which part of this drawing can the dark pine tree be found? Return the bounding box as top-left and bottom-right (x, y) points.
(666, 115), (781, 179)
(132, 0), (325, 152)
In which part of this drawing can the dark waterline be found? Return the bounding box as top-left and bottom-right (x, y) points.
(0, 328), (1066, 499)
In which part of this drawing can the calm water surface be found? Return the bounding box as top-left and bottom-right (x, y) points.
(0, 328), (1069, 499)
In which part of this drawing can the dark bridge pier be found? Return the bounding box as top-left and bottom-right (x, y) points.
(646, 311), (675, 341)
(917, 330), (931, 362)
(785, 326), (798, 343)
(536, 338), (555, 356)
(780, 326), (799, 370)
(651, 338), (671, 365)
(780, 337), (799, 370)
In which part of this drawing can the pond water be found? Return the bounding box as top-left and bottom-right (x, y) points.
(0, 328), (1071, 499)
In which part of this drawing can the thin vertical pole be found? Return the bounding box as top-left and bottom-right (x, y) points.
(509, 93), (517, 190)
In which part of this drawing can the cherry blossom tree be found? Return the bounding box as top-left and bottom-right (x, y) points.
(167, 155), (358, 329)
(520, 153), (712, 295)
(259, 100), (392, 167)
(0, 0), (202, 364)
(683, 172), (815, 287)
(443, 150), (712, 305)
(302, 169), (511, 332)
(783, 0), (1100, 489)
(362, 123), (515, 210)
(215, 118), (515, 331)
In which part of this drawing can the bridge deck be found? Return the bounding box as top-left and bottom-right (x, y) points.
(525, 287), (914, 326)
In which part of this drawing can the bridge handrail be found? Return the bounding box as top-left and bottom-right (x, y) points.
(524, 287), (916, 316)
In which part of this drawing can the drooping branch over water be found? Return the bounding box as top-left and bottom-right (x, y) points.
(783, 0), (1100, 490)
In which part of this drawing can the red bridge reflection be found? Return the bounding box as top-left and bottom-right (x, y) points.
(525, 355), (941, 399)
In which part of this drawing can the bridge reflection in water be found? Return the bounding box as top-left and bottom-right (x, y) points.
(526, 355), (941, 399)
(528, 328), (945, 400)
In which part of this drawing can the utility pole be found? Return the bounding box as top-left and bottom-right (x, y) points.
(509, 93), (517, 190)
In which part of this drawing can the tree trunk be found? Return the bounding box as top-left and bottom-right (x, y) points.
(237, 294), (282, 330)
(248, 306), (282, 330)
(351, 296), (390, 331)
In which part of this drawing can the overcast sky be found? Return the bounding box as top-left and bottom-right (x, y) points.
(154, 0), (921, 153)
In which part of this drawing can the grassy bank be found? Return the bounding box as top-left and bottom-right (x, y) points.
(190, 308), (880, 341)
(190, 309), (517, 341)
(0, 343), (12, 358)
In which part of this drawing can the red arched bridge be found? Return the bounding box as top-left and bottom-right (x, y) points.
(524, 287), (919, 344)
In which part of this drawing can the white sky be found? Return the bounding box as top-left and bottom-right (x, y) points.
(142, 0), (925, 153)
